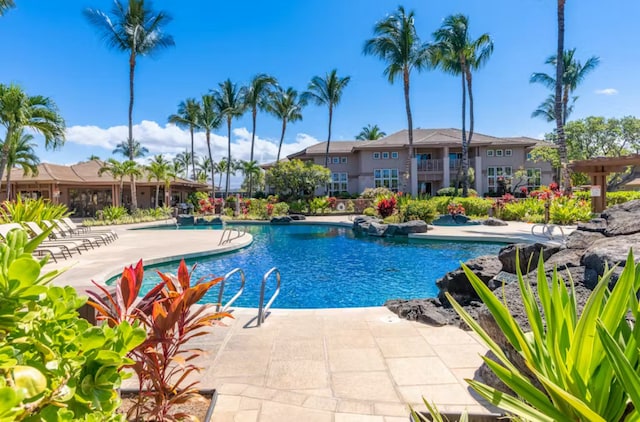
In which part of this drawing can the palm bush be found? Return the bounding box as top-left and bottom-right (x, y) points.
(0, 195), (69, 224)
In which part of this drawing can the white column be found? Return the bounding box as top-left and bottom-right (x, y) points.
(442, 146), (450, 188)
(474, 151), (483, 194)
(410, 157), (418, 196)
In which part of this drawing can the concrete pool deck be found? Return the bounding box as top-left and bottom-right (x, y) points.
(48, 217), (574, 420)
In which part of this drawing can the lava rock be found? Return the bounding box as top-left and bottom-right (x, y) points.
(565, 230), (605, 249)
(176, 215), (194, 226)
(436, 255), (503, 305)
(577, 218), (607, 233)
(367, 221), (388, 237)
(289, 214), (306, 221)
(498, 243), (560, 274)
(602, 200), (640, 236)
(270, 216), (292, 224)
(581, 233), (640, 276)
(352, 216), (379, 233)
(482, 217), (508, 226)
(388, 220), (428, 235)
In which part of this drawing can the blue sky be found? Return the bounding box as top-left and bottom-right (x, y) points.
(1, 0), (638, 177)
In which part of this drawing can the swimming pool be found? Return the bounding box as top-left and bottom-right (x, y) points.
(135, 224), (505, 309)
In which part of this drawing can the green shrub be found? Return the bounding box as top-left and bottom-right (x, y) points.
(400, 199), (437, 223)
(436, 187), (477, 196)
(187, 191), (209, 209)
(383, 215), (401, 223)
(272, 202), (289, 216)
(500, 198), (545, 222)
(346, 200), (355, 213)
(0, 195), (70, 224)
(288, 199), (307, 213)
(0, 229), (144, 421)
(360, 187), (393, 199)
(363, 207), (377, 217)
(457, 197), (493, 216)
(606, 191), (640, 206)
(309, 197), (330, 214)
(550, 197), (592, 224)
(101, 205), (128, 221)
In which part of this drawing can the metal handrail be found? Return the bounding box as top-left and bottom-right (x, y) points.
(218, 227), (246, 246)
(216, 268), (245, 312)
(531, 223), (566, 241)
(257, 267), (281, 326)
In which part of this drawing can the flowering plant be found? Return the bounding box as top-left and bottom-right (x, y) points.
(328, 196), (337, 209)
(376, 196), (397, 218)
(520, 186), (528, 195)
(447, 202), (465, 216)
(266, 203), (274, 216)
(198, 198), (214, 214)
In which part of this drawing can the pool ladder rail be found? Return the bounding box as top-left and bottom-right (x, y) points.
(214, 266), (281, 327)
(531, 223), (566, 243)
(218, 226), (246, 246)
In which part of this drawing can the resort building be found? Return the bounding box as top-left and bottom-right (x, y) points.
(287, 128), (555, 196)
(2, 160), (207, 216)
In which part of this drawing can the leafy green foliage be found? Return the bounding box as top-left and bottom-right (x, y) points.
(309, 197), (330, 214)
(549, 197), (592, 224)
(447, 250), (640, 421)
(89, 259), (230, 421)
(500, 198), (545, 222)
(399, 199), (437, 223)
(436, 187), (477, 197)
(362, 207), (376, 217)
(0, 195), (69, 224)
(101, 205), (128, 221)
(266, 160), (331, 200)
(0, 229), (143, 421)
(360, 187), (394, 199)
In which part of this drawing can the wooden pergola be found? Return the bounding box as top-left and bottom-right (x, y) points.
(570, 155), (640, 213)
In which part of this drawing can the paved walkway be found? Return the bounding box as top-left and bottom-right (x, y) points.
(49, 217), (573, 420)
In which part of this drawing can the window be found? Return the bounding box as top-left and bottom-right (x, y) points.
(382, 152), (390, 159)
(505, 149), (512, 157)
(332, 157), (340, 164)
(374, 168), (399, 192)
(373, 152), (380, 160)
(341, 157), (348, 164)
(329, 172), (348, 195)
(487, 166), (512, 193)
(391, 152), (399, 159)
(496, 149), (503, 157)
(526, 153), (533, 161)
(487, 150), (494, 157)
(527, 168), (541, 191)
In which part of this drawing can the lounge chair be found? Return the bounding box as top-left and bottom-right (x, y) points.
(23, 222), (88, 255)
(60, 217), (118, 241)
(0, 223), (67, 262)
(54, 219), (115, 244)
(41, 221), (109, 247)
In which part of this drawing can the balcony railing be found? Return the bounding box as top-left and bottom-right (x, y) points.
(449, 158), (476, 170)
(417, 159), (442, 172)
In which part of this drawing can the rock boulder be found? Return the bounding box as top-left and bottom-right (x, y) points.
(436, 255), (503, 305)
(388, 220), (428, 235)
(498, 242), (560, 274)
(270, 216), (292, 224)
(602, 200), (640, 236)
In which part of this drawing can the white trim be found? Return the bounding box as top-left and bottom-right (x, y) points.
(487, 149), (494, 157)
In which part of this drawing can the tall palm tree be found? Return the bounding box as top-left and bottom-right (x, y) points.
(98, 158), (129, 206)
(363, 6), (429, 193)
(0, 83), (65, 185)
(531, 93), (575, 123)
(430, 14), (493, 197)
(113, 139), (148, 158)
(3, 130), (39, 200)
(239, 160), (262, 197)
(0, 0), (15, 16)
(266, 87), (305, 163)
(356, 124), (386, 140)
(214, 79), (246, 198)
(530, 49), (599, 126)
(84, 0), (174, 210)
(173, 151), (191, 178)
(168, 98), (201, 179)
(196, 156), (212, 184)
(197, 94), (221, 195)
(244, 74), (277, 197)
(146, 154), (171, 207)
(302, 69), (350, 169)
(556, 0), (568, 191)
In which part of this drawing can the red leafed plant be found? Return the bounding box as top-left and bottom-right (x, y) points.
(376, 196), (397, 218)
(88, 259), (231, 421)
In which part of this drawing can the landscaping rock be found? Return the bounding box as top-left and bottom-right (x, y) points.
(432, 214), (475, 226)
(385, 298), (454, 326)
(482, 217), (508, 226)
(577, 218), (607, 233)
(176, 215), (194, 226)
(436, 255), (503, 305)
(352, 216), (379, 234)
(289, 214), (306, 221)
(195, 216), (223, 225)
(270, 216), (292, 224)
(498, 242), (560, 274)
(367, 221), (388, 237)
(602, 200), (640, 236)
(387, 220), (428, 235)
(581, 233), (640, 276)
(540, 248), (583, 272)
(565, 229), (605, 249)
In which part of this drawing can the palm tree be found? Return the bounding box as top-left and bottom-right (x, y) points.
(113, 139), (148, 158)
(168, 98), (201, 179)
(239, 160), (262, 197)
(266, 87), (305, 162)
(214, 79), (246, 198)
(98, 158), (129, 206)
(197, 94), (222, 195)
(430, 14), (493, 197)
(530, 49), (599, 126)
(244, 74), (277, 197)
(531, 93), (576, 123)
(171, 159), (185, 180)
(84, 0), (174, 210)
(88, 154), (101, 161)
(173, 151), (191, 178)
(302, 70), (350, 169)
(120, 160), (142, 208)
(556, 0), (568, 191)
(3, 130), (39, 200)
(196, 156), (212, 184)
(146, 154), (171, 207)
(356, 124), (386, 140)
(0, 83), (65, 185)
(215, 158), (240, 193)
(0, 0), (15, 16)
(363, 6), (429, 193)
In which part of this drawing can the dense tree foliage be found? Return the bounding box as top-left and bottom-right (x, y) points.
(266, 159), (330, 200)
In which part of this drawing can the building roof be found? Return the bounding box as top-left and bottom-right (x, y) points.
(355, 129), (542, 149)
(9, 160), (208, 188)
(287, 141), (360, 158)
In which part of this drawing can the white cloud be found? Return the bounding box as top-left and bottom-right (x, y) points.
(595, 88), (618, 95)
(65, 121), (319, 165)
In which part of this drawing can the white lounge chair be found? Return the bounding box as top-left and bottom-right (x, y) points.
(41, 221), (109, 247)
(23, 222), (88, 255)
(0, 223), (67, 262)
(60, 217), (118, 241)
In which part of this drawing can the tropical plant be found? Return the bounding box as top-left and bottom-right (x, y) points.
(3, 129), (39, 200)
(430, 14), (494, 197)
(214, 79), (246, 198)
(0, 83), (65, 188)
(447, 250), (640, 421)
(101, 205), (129, 221)
(376, 195), (397, 218)
(245, 74), (277, 194)
(0, 228), (144, 421)
(309, 196), (330, 214)
(84, 0), (175, 210)
(399, 199), (436, 223)
(195, 155), (213, 184)
(88, 259), (230, 421)
(302, 69), (351, 169)
(113, 139), (148, 159)
(0, 195), (69, 224)
(267, 86), (305, 162)
(360, 186), (394, 199)
(172, 153), (188, 179)
(356, 124), (386, 140)
(363, 6), (430, 193)
(168, 98), (201, 179)
(532, 93), (575, 123)
(196, 94), (221, 195)
(99, 158), (130, 207)
(240, 159), (262, 198)
(146, 154), (171, 207)
(266, 159), (331, 200)
(0, 0), (15, 16)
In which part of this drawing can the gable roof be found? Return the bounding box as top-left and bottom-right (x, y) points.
(355, 129), (542, 149)
(287, 141), (360, 158)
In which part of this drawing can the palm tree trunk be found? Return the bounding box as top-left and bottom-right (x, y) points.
(5, 168), (11, 201)
(562, 85), (569, 126)
(155, 183), (160, 208)
(460, 70), (468, 196)
(190, 125), (196, 180)
(206, 131), (215, 196)
(277, 119), (287, 162)
(248, 107), (258, 198)
(129, 174), (137, 211)
(225, 118), (232, 198)
(402, 66), (415, 195)
(555, 0), (569, 193)
(464, 68), (474, 197)
(120, 179), (124, 207)
(324, 105), (333, 168)
(129, 52), (138, 211)
(0, 127), (14, 197)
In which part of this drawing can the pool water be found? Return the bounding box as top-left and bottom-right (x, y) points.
(136, 224), (504, 309)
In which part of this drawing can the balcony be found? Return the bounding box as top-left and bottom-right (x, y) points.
(449, 158), (476, 170)
(417, 159), (442, 172)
